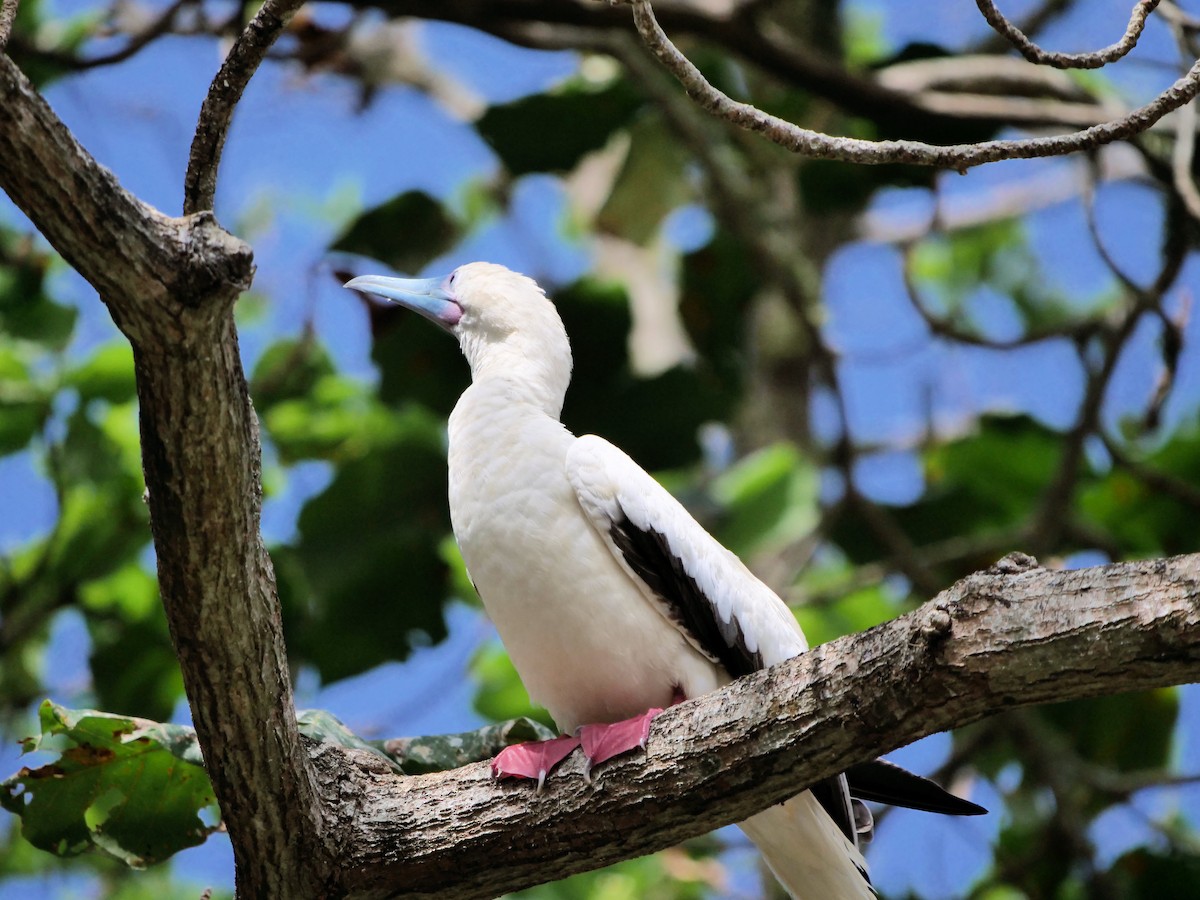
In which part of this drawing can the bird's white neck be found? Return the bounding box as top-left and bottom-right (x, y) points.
(458, 325), (572, 420)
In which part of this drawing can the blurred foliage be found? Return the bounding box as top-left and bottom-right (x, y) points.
(476, 77), (643, 176)
(3, 0), (1200, 897)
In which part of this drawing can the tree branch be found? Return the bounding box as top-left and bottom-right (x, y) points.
(183, 0), (304, 215)
(626, 0), (1200, 170)
(311, 552), (1200, 899)
(0, 50), (328, 898)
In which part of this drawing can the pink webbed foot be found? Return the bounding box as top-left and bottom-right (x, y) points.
(579, 708), (664, 782)
(491, 735), (581, 791)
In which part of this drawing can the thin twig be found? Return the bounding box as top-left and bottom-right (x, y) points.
(1168, 16), (1200, 220)
(0, 0), (18, 52)
(975, 0), (1160, 69)
(625, 0), (1200, 171)
(899, 240), (1099, 349)
(182, 0), (304, 215)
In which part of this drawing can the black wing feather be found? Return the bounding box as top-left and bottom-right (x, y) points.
(847, 759), (987, 816)
(608, 508), (763, 677)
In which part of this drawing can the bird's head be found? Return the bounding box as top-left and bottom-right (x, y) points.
(345, 262), (573, 414)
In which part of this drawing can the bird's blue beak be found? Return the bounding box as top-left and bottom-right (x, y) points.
(344, 274), (462, 330)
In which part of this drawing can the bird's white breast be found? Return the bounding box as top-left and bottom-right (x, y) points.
(447, 381), (723, 732)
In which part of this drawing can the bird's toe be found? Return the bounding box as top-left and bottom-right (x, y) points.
(491, 735), (582, 790)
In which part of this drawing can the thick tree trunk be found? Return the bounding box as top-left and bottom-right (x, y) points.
(0, 54), (331, 898)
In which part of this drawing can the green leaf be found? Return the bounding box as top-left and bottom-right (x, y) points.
(0, 260), (76, 350)
(558, 277), (734, 470)
(1036, 689), (1177, 774)
(250, 335), (335, 412)
(377, 717), (556, 775)
(795, 583), (896, 646)
(332, 191), (462, 274)
(0, 346), (49, 455)
(1079, 425), (1200, 556)
(48, 405), (148, 584)
(476, 78), (642, 175)
(88, 615), (184, 724)
(66, 340), (136, 405)
(1, 702), (217, 866)
(1108, 848), (1200, 897)
(261, 373), (402, 464)
(284, 405), (453, 681)
(471, 641), (553, 730)
(711, 443), (819, 558)
(679, 228), (757, 390)
(830, 415), (1064, 568)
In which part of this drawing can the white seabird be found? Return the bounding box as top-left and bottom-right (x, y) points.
(346, 261), (983, 899)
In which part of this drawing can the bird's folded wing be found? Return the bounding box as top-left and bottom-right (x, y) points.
(565, 434), (862, 847)
(565, 434), (808, 677)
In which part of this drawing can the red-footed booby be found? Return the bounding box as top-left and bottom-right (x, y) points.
(346, 262), (983, 899)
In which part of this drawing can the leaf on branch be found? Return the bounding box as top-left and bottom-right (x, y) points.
(0, 701), (217, 866)
(296, 709), (402, 770)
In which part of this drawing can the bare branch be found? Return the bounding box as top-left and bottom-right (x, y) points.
(975, 0), (1159, 69)
(625, 0), (1200, 170)
(317, 553), (1200, 899)
(183, 0), (304, 215)
(0, 55), (245, 325)
(974, 0), (1073, 54)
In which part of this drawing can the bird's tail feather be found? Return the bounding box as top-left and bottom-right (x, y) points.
(740, 791), (875, 900)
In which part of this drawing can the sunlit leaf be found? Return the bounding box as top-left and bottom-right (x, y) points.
(67, 341), (136, 405)
(0, 702), (217, 866)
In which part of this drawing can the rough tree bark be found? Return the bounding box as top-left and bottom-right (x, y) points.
(3, 8), (1200, 899)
